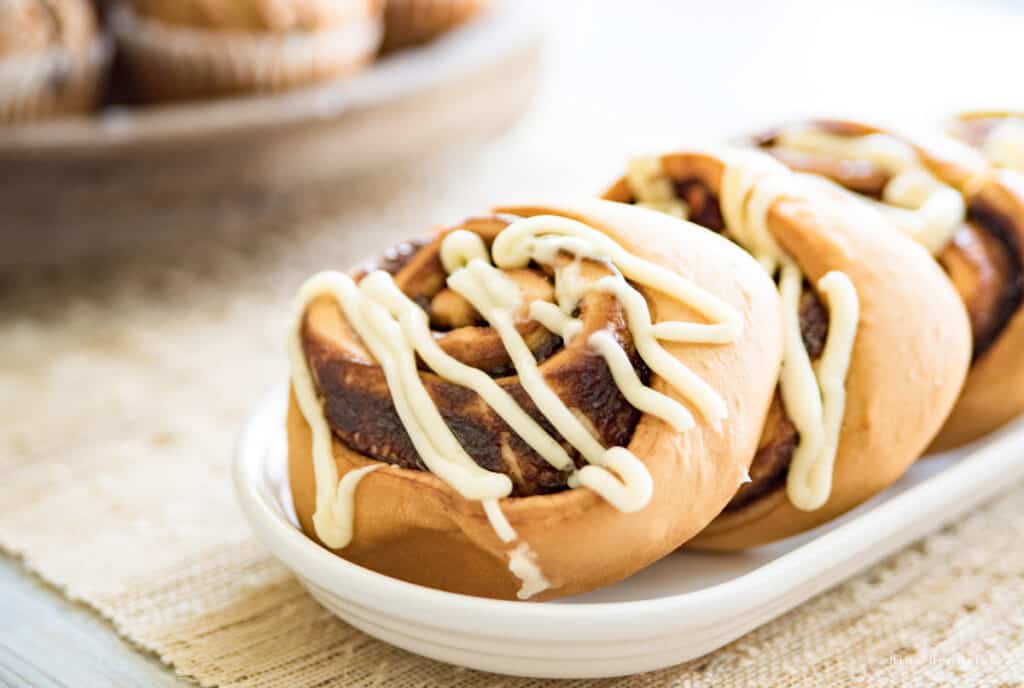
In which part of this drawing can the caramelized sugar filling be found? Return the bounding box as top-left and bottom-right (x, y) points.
(949, 201), (1024, 359)
(302, 215), (651, 497)
(757, 131), (1024, 361)
(625, 181), (827, 510)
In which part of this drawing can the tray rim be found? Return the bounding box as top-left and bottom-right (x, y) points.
(0, 2), (540, 156)
(234, 386), (1024, 675)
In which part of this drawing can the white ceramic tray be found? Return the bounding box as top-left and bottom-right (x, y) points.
(234, 388), (1024, 678)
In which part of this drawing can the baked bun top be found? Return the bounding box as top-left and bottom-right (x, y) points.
(749, 119), (1024, 451)
(288, 199), (784, 599)
(605, 150), (972, 549)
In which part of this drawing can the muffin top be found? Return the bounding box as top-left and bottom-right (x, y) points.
(125, 0), (379, 32)
(0, 0), (98, 58)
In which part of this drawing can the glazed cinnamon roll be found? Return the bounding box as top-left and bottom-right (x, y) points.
(752, 120), (1024, 451)
(287, 199), (784, 599)
(949, 111), (1024, 172)
(605, 149), (972, 549)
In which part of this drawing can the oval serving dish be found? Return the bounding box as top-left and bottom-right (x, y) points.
(235, 386), (1024, 679)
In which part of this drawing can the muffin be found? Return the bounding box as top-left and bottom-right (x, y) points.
(111, 0), (385, 102)
(381, 0), (486, 52)
(0, 0), (106, 122)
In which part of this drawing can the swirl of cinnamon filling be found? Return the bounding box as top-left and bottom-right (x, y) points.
(300, 216), (642, 499)
(754, 119), (1024, 362)
(620, 151), (860, 512)
(290, 211), (744, 560)
(607, 148), (972, 549)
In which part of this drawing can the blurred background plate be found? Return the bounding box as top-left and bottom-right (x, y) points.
(0, 3), (541, 269)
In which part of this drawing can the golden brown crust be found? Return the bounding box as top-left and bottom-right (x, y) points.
(605, 151), (973, 549)
(122, 0), (379, 32)
(910, 135), (1024, 448)
(289, 198), (784, 599)
(754, 119), (1024, 451)
(0, 0), (97, 57)
(930, 170), (1024, 450)
(303, 213), (646, 496)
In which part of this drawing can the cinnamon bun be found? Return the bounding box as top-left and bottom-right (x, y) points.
(753, 119), (1024, 451)
(287, 199), (783, 598)
(950, 111), (1024, 173)
(605, 149), (972, 549)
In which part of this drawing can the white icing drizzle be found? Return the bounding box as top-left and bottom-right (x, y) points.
(359, 268), (573, 473)
(492, 215), (744, 347)
(450, 265), (648, 511)
(482, 498), (517, 544)
(793, 271), (859, 510)
(528, 300), (582, 346)
(774, 261), (826, 505)
(562, 319), (584, 345)
(589, 275), (714, 430)
(588, 330), (692, 432)
(983, 117), (1024, 172)
(443, 215), (739, 514)
(290, 213), (742, 595)
(289, 272), (513, 550)
(331, 465), (382, 545)
(626, 156), (689, 218)
(508, 542), (551, 600)
(625, 150), (860, 511)
(720, 152), (861, 511)
(773, 127), (965, 255)
(439, 229), (489, 274)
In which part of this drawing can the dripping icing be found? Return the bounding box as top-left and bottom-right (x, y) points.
(772, 126), (965, 255)
(509, 542), (551, 600)
(718, 151), (860, 511)
(289, 213), (742, 593)
(626, 151), (860, 511)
